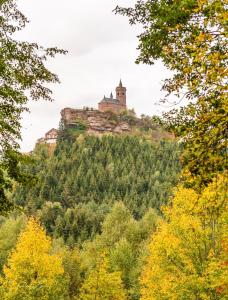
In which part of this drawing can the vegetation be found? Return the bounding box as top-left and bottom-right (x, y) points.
(79, 253), (127, 300)
(0, 0), (66, 213)
(0, 218), (67, 299)
(0, 201), (160, 299)
(116, 0), (227, 187)
(0, 215), (26, 272)
(81, 202), (159, 299)
(0, 0), (226, 299)
(141, 175), (228, 299)
(13, 132), (180, 245)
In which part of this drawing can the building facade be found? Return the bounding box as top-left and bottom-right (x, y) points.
(45, 128), (58, 143)
(98, 80), (127, 113)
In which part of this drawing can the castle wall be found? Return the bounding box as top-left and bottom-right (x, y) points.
(98, 102), (126, 113)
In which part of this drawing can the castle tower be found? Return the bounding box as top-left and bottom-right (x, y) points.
(116, 80), (126, 108)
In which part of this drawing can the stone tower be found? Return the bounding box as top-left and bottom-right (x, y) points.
(116, 80), (126, 109)
(98, 80), (127, 113)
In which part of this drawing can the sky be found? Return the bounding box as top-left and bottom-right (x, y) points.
(17, 0), (172, 152)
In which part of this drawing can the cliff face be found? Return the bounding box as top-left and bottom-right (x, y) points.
(61, 108), (132, 135)
(60, 107), (175, 141)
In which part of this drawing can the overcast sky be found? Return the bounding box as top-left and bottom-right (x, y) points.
(17, 0), (171, 152)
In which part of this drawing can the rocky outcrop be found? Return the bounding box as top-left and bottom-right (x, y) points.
(61, 108), (132, 134)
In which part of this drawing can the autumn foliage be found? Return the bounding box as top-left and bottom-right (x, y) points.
(79, 252), (127, 300)
(0, 218), (67, 299)
(140, 175), (228, 299)
(0, 0), (227, 299)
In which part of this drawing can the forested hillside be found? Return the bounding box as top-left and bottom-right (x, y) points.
(13, 129), (181, 245)
(1, 0), (226, 299)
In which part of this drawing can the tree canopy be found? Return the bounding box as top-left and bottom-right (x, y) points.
(79, 252), (127, 300)
(140, 175), (228, 299)
(0, 218), (67, 299)
(115, 0), (227, 187)
(0, 0), (66, 213)
(13, 132), (180, 244)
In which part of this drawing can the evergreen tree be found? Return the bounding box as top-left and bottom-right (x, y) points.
(13, 133), (180, 243)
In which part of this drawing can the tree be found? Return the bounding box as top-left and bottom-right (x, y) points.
(79, 252), (127, 300)
(0, 0), (66, 213)
(115, 0), (227, 187)
(0, 215), (25, 272)
(140, 175), (228, 299)
(62, 248), (85, 299)
(81, 203), (160, 299)
(0, 217), (67, 299)
(13, 134), (180, 231)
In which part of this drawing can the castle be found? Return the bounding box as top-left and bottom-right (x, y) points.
(98, 80), (127, 113)
(37, 80), (128, 145)
(36, 128), (58, 145)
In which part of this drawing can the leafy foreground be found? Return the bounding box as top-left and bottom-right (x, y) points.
(0, 203), (158, 299)
(116, 0), (227, 188)
(0, 218), (67, 299)
(141, 175), (228, 299)
(0, 175), (227, 299)
(13, 133), (181, 245)
(0, 0), (66, 213)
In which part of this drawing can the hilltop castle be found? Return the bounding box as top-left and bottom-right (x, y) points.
(98, 80), (127, 113)
(37, 80), (128, 145)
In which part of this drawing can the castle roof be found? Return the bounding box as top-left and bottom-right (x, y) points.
(45, 128), (58, 135)
(100, 94), (120, 104)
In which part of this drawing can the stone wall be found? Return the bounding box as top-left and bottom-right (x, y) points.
(98, 102), (126, 113)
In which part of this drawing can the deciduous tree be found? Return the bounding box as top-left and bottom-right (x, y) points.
(0, 0), (66, 213)
(79, 252), (127, 300)
(0, 215), (25, 272)
(116, 0), (227, 187)
(140, 175), (228, 299)
(0, 218), (67, 299)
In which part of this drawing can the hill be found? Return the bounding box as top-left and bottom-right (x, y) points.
(13, 114), (181, 245)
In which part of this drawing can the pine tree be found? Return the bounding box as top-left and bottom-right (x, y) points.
(13, 135), (180, 242)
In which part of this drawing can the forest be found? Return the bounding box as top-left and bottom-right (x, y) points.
(13, 130), (181, 244)
(1, 127), (181, 298)
(0, 0), (227, 299)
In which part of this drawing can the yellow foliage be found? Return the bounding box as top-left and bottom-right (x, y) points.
(79, 252), (127, 300)
(141, 175), (228, 299)
(0, 218), (66, 299)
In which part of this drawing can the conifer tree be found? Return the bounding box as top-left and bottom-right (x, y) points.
(13, 134), (180, 243)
